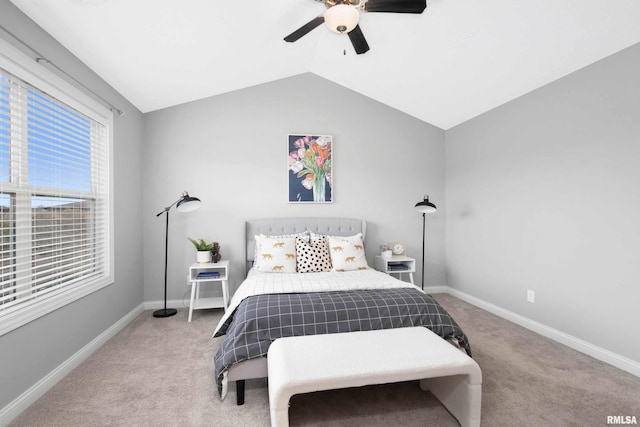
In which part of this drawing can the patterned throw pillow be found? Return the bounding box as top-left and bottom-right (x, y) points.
(327, 233), (368, 272)
(253, 231), (308, 264)
(295, 235), (332, 273)
(254, 235), (297, 273)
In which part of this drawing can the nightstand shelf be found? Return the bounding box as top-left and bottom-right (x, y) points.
(374, 255), (416, 284)
(188, 260), (229, 322)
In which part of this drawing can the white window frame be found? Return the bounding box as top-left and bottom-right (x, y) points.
(0, 39), (114, 336)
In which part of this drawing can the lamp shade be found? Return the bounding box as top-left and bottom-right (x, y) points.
(415, 195), (437, 214)
(324, 4), (360, 34)
(176, 192), (201, 212)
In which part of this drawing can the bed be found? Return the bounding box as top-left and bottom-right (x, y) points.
(212, 217), (471, 405)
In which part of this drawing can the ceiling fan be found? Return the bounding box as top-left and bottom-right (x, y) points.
(284, 0), (427, 55)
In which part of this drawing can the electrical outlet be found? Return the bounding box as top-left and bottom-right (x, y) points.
(527, 290), (535, 303)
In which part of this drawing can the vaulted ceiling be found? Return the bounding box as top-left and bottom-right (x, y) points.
(9, 0), (640, 129)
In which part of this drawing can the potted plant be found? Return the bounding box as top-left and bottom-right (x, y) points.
(380, 242), (393, 259)
(188, 238), (214, 263)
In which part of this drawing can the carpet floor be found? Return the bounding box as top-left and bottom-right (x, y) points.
(9, 294), (640, 427)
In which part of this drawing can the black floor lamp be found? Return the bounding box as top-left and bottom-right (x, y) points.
(415, 195), (437, 290)
(154, 191), (202, 318)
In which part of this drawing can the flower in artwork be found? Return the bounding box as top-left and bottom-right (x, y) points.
(289, 152), (304, 173)
(302, 174), (314, 190)
(294, 136), (311, 149)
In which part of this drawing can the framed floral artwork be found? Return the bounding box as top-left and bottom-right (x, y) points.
(287, 134), (333, 203)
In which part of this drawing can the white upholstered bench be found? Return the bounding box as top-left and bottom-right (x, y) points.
(267, 327), (482, 427)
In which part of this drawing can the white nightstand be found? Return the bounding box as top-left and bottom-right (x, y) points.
(374, 255), (416, 284)
(187, 260), (229, 322)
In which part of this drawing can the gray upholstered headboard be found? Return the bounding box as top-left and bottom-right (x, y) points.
(245, 217), (366, 273)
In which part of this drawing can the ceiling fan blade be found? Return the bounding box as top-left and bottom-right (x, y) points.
(348, 25), (370, 55)
(284, 16), (325, 42)
(364, 0), (426, 13)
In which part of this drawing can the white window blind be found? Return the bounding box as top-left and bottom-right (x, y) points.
(0, 50), (112, 334)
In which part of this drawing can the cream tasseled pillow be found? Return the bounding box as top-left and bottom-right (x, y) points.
(327, 233), (368, 272)
(253, 231), (308, 265)
(254, 234), (297, 273)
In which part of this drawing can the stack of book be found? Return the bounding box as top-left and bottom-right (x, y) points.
(388, 263), (410, 272)
(197, 271), (220, 279)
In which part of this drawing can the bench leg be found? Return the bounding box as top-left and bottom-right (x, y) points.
(270, 405), (290, 427)
(420, 376), (481, 427)
(236, 380), (245, 406)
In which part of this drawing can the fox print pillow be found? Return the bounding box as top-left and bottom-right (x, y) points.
(254, 234), (297, 273)
(327, 233), (368, 272)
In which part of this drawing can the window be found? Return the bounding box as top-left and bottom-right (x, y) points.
(0, 40), (113, 336)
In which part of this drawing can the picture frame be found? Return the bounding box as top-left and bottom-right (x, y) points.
(287, 134), (333, 203)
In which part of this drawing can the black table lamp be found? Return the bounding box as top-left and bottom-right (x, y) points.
(154, 191), (202, 318)
(415, 195), (437, 290)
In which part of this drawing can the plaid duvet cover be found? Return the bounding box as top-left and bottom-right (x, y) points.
(213, 287), (472, 395)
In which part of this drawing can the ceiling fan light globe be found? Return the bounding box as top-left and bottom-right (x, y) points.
(324, 4), (359, 34)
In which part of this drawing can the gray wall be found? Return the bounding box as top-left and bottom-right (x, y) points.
(0, 3), (145, 410)
(143, 73), (446, 301)
(446, 43), (640, 363)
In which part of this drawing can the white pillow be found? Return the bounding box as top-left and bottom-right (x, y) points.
(327, 233), (368, 272)
(254, 235), (297, 273)
(253, 231), (308, 264)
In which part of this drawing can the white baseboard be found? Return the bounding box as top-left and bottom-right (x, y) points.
(445, 287), (640, 378)
(424, 285), (449, 294)
(143, 298), (186, 310)
(0, 303), (145, 427)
